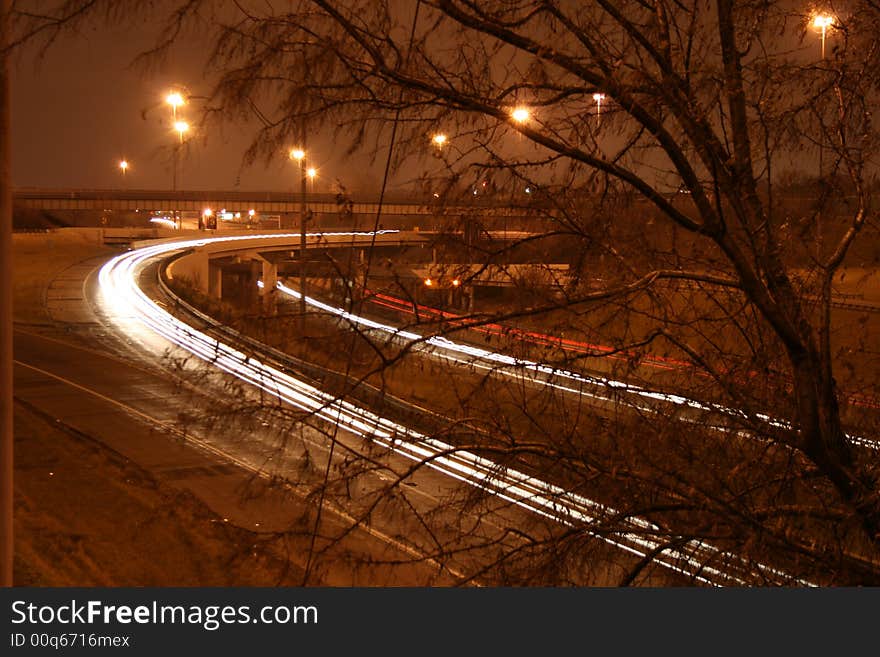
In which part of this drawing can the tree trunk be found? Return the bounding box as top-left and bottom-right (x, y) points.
(791, 351), (880, 547)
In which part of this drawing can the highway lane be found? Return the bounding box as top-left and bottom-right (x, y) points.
(20, 259), (667, 585)
(98, 232), (820, 585)
(13, 326), (482, 585)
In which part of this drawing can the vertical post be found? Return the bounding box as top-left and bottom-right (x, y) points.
(298, 132), (308, 326)
(172, 142), (179, 229)
(817, 24), (826, 262)
(817, 138), (823, 261)
(593, 93), (604, 127)
(1, 0), (14, 587)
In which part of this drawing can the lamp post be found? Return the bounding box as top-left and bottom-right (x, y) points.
(813, 14), (834, 60)
(812, 13), (835, 260)
(166, 91), (184, 121)
(290, 146), (308, 323)
(593, 93), (606, 126)
(166, 91), (187, 227)
(172, 120), (189, 228)
(118, 159), (129, 187)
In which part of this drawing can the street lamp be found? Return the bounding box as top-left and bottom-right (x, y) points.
(290, 146), (309, 322)
(431, 133), (447, 148)
(174, 120), (189, 144)
(812, 13), (835, 60)
(118, 159), (129, 178)
(812, 12), (835, 259)
(166, 91), (185, 120)
(593, 93), (606, 125)
(511, 107), (530, 123)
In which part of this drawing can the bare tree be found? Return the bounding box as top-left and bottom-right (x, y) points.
(161, 0), (880, 584)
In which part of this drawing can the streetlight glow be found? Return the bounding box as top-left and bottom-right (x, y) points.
(593, 93), (606, 124)
(307, 167), (316, 180)
(812, 13), (836, 59)
(166, 92), (184, 108)
(118, 160), (129, 174)
(432, 133), (447, 147)
(290, 148), (305, 161)
(511, 107), (530, 123)
(173, 120), (189, 142)
(166, 91), (185, 120)
(812, 13), (834, 29)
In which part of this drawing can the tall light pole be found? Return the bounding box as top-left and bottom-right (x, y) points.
(173, 120), (189, 228)
(118, 159), (129, 185)
(813, 14), (834, 60)
(290, 145), (308, 323)
(166, 91), (186, 227)
(812, 13), (835, 260)
(593, 93), (606, 126)
(166, 91), (184, 121)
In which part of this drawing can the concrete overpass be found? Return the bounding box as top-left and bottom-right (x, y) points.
(163, 230), (571, 313)
(13, 187), (548, 219)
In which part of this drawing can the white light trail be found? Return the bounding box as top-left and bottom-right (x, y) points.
(274, 282), (876, 450)
(98, 232), (816, 586)
(149, 217), (177, 229)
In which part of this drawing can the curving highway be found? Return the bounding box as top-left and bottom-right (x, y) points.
(96, 231), (826, 586)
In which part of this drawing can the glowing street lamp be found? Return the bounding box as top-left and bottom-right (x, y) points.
(511, 107), (531, 123)
(173, 120), (190, 143)
(431, 133), (447, 148)
(166, 91), (185, 120)
(290, 146), (309, 321)
(307, 167), (316, 181)
(811, 11), (836, 258)
(118, 159), (129, 176)
(812, 13), (835, 59)
(593, 93), (606, 125)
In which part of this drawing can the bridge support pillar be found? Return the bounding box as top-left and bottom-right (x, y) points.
(260, 258), (278, 315)
(174, 251), (222, 299)
(208, 262), (222, 300)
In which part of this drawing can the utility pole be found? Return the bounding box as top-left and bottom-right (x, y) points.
(1, 0), (14, 587)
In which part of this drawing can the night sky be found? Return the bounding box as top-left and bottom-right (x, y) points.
(10, 19), (391, 195)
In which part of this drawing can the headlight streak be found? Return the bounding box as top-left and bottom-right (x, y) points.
(274, 283), (875, 451)
(98, 232), (816, 587)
